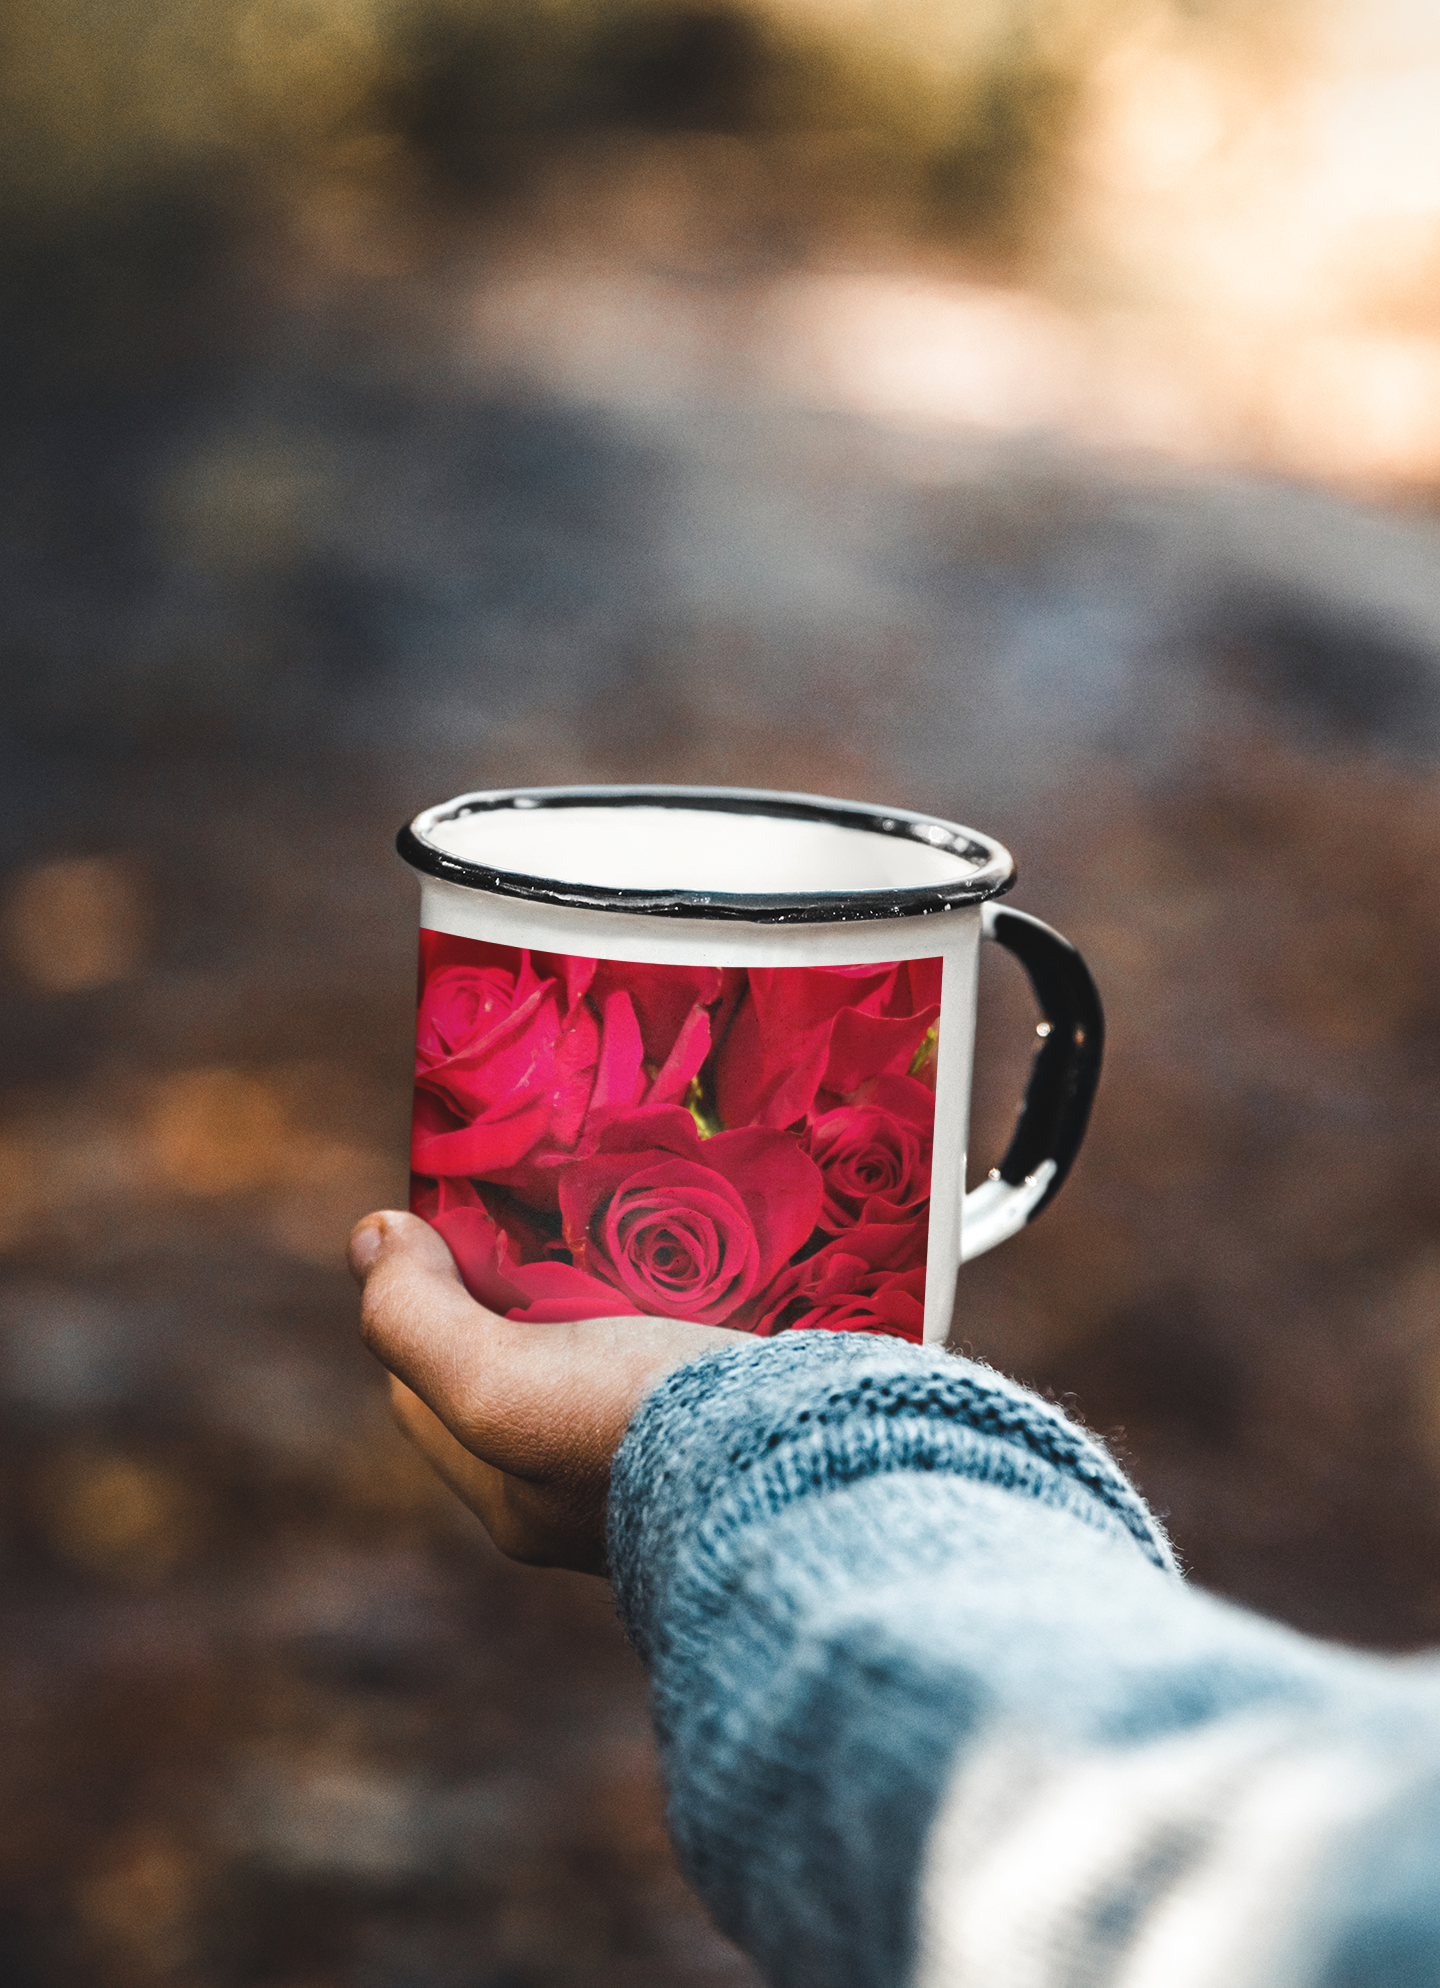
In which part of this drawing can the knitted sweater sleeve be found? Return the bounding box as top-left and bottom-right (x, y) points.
(606, 1335), (1440, 1988)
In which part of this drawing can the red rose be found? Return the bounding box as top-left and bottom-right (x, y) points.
(747, 1220), (927, 1342)
(714, 960), (941, 1130)
(412, 936), (603, 1177)
(411, 936), (715, 1203)
(807, 1074), (934, 1231)
(787, 1264), (926, 1340)
(558, 1106), (823, 1325)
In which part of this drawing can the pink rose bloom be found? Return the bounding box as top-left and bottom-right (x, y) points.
(748, 1218), (927, 1340)
(559, 1107), (823, 1325)
(807, 1073), (934, 1232)
(786, 1262), (926, 1340)
(411, 935), (713, 1204)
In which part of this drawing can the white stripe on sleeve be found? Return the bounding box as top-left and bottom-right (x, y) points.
(915, 1711), (1410, 1988)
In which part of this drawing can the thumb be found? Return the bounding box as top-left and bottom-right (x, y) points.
(348, 1209), (654, 1487)
(348, 1210), (744, 1495)
(348, 1210), (518, 1453)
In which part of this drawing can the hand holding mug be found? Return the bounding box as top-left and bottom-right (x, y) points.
(350, 1207), (742, 1573)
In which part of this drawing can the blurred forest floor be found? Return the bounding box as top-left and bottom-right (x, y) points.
(5, 2), (1440, 1983)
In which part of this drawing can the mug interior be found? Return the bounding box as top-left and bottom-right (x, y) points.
(424, 803), (979, 894)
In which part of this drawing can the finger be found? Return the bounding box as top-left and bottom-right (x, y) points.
(389, 1377), (607, 1573)
(388, 1374), (507, 1515)
(350, 1208), (511, 1426)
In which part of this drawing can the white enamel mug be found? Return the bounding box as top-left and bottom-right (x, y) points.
(399, 785), (1102, 1346)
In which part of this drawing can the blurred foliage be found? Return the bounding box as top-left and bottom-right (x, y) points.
(0, 0), (1131, 253)
(5, 0), (1344, 402)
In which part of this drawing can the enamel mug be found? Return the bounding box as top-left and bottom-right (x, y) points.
(399, 785), (1102, 1345)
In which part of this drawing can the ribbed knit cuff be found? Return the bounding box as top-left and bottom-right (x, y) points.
(608, 1334), (1176, 1668)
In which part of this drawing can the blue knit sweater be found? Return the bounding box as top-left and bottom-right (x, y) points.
(607, 1335), (1440, 1988)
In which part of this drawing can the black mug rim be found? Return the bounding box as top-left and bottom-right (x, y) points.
(398, 785), (1016, 925)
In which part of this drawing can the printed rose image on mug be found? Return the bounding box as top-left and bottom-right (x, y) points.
(410, 933), (941, 1341)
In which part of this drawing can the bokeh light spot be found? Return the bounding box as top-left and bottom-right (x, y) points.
(2, 855), (148, 994)
(39, 1450), (202, 1582)
(147, 1068), (291, 1196)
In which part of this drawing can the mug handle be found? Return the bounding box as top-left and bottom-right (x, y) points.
(959, 904), (1105, 1263)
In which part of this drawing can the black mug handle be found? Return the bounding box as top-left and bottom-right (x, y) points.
(960, 904), (1105, 1263)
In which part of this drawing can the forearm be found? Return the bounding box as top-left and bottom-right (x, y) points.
(607, 1336), (1437, 1988)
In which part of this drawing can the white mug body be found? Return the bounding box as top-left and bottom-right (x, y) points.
(400, 787), (1101, 1348)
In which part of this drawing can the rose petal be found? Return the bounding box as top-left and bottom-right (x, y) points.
(498, 1258), (645, 1322)
(411, 1083), (555, 1177)
(589, 989), (646, 1115)
(645, 1003), (712, 1105)
(712, 963), (942, 1129)
(693, 1125), (825, 1282)
(427, 1204), (535, 1314)
(821, 1003), (941, 1101)
(531, 950), (599, 1012)
(589, 961), (722, 1065)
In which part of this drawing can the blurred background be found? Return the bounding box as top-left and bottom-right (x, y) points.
(5, 0), (1440, 1980)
